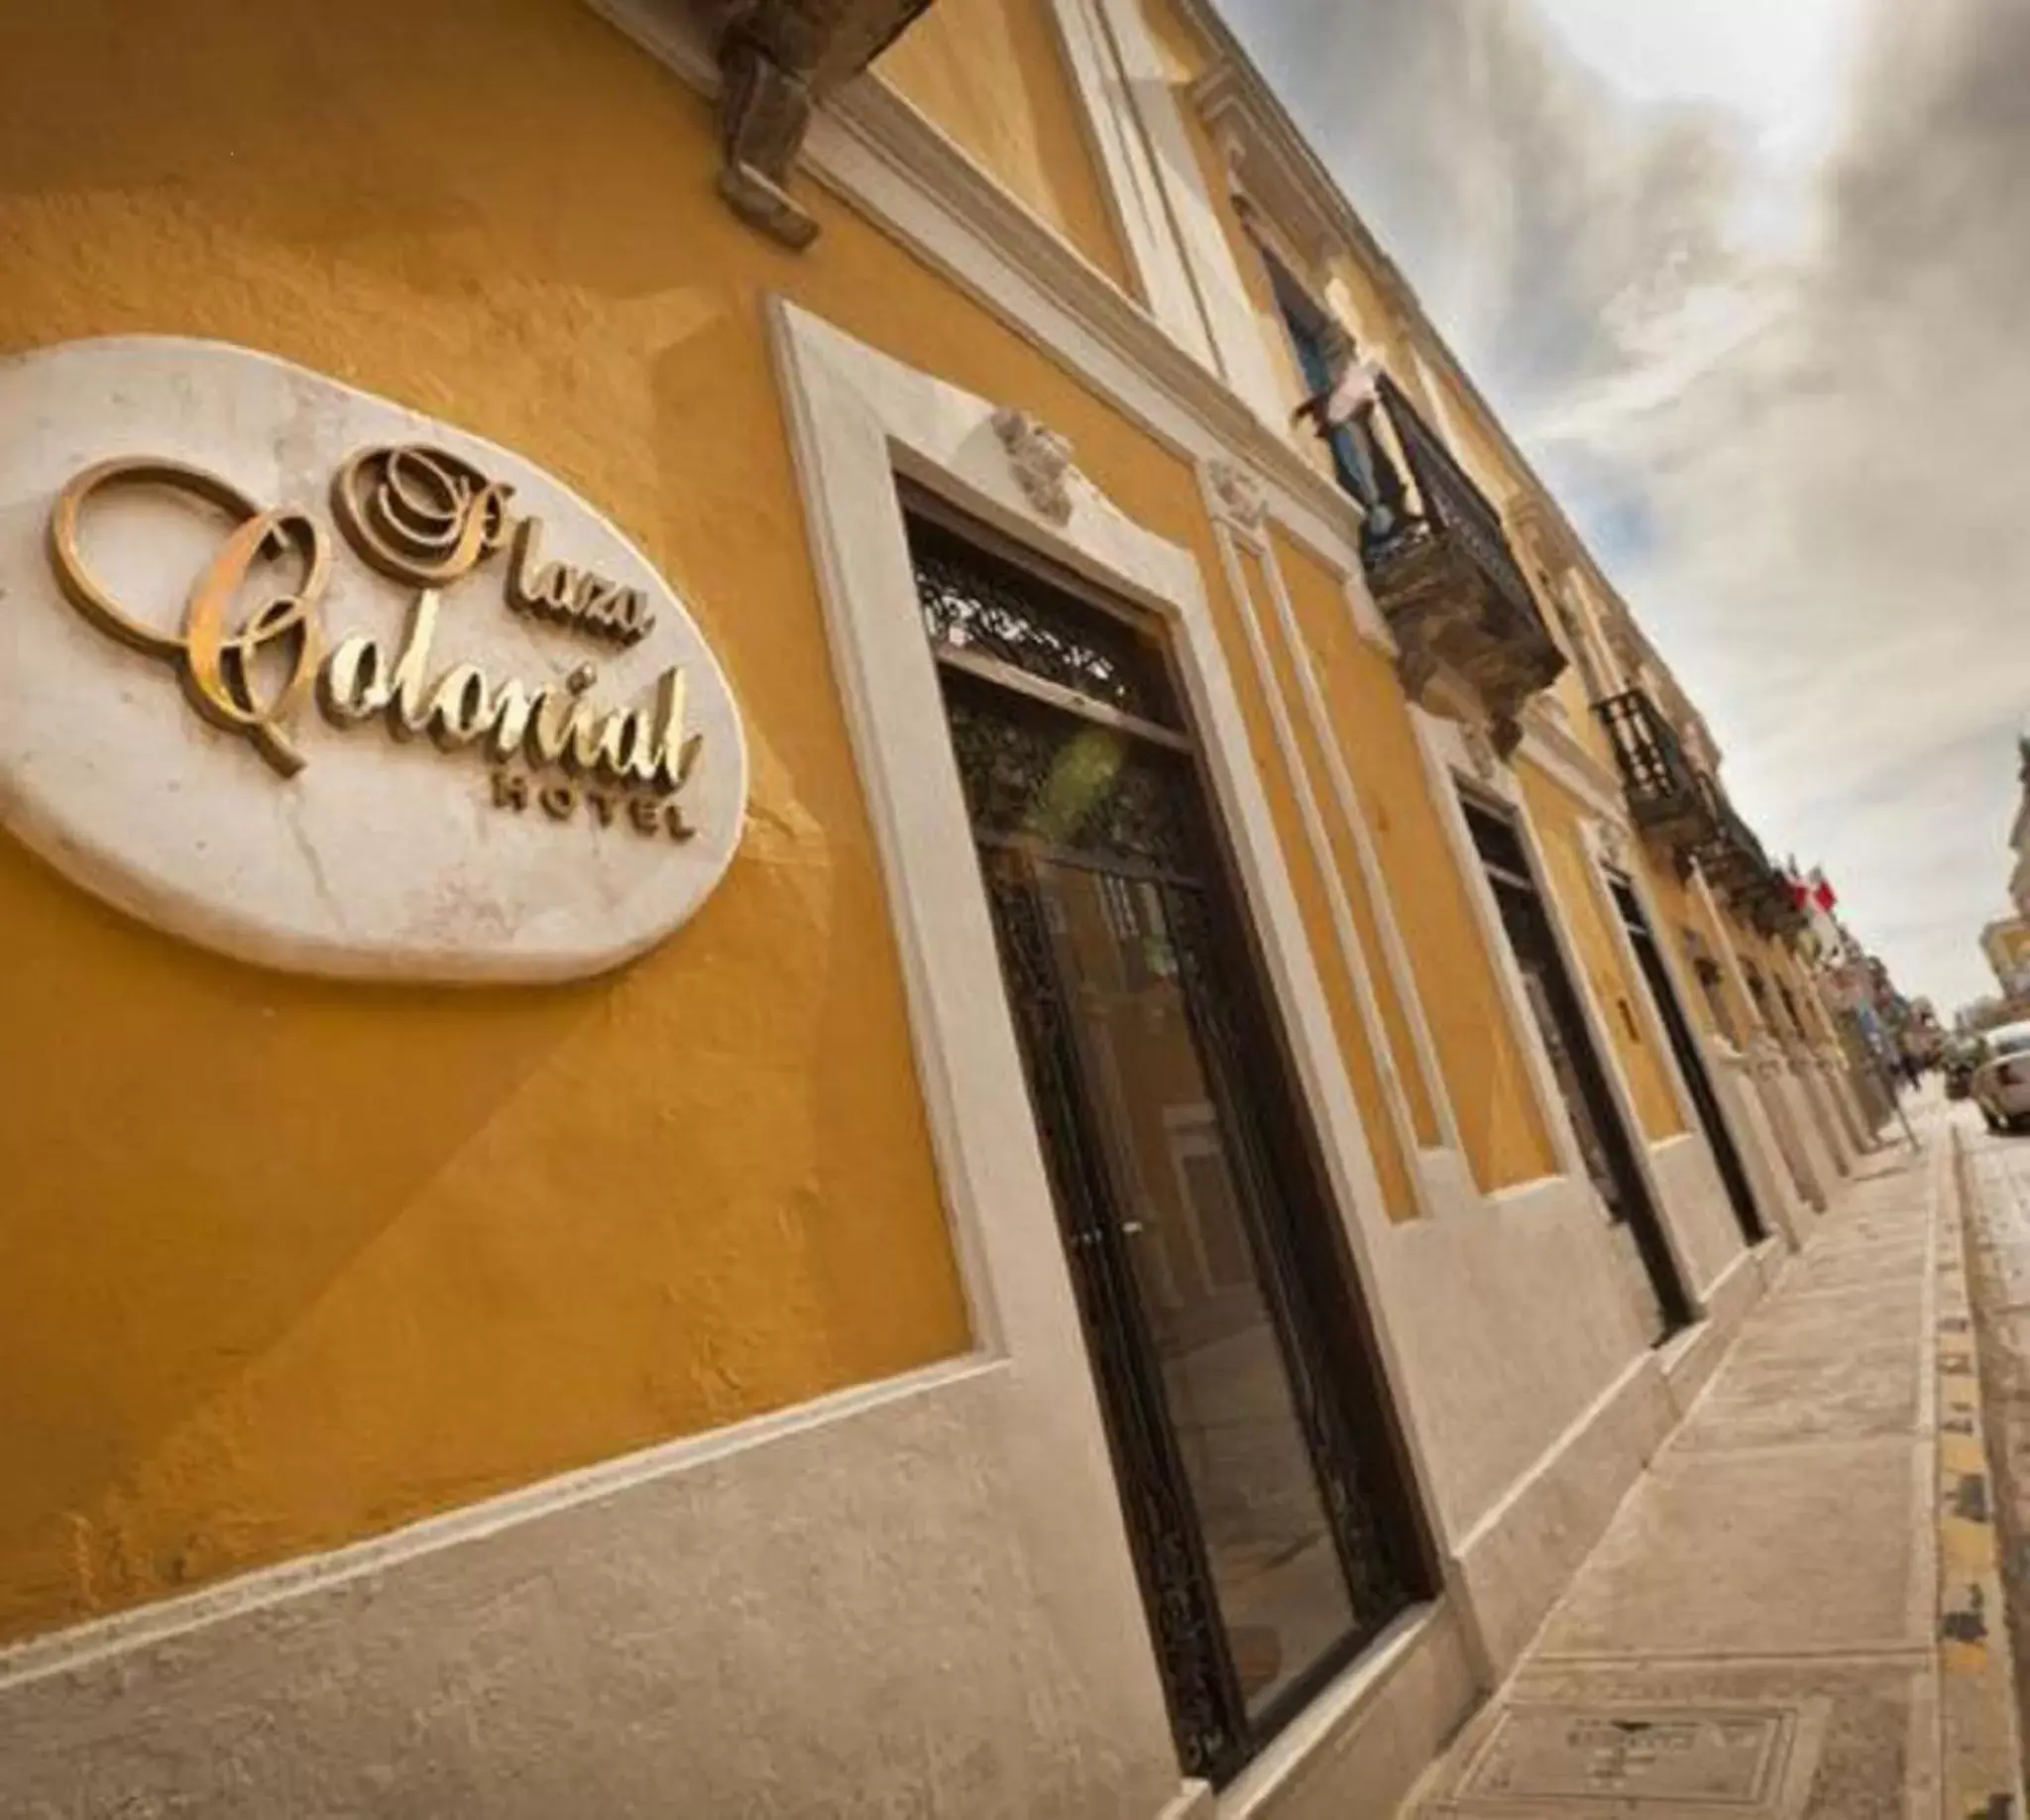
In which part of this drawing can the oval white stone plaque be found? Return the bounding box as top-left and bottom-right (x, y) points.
(0, 336), (747, 981)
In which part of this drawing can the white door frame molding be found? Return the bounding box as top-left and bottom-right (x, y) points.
(1044, 0), (1217, 371)
(581, 0), (1388, 644)
(1576, 824), (1772, 1272)
(768, 292), (1454, 1668)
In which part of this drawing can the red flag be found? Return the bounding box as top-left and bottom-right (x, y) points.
(1813, 875), (1836, 912)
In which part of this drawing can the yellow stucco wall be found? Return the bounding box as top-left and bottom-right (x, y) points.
(0, 0), (997, 1646)
(1274, 542), (1557, 1190)
(1517, 768), (1687, 1145)
(1224, 540), (1415, 1222)
(0, 0), (1449, 1644)
(1263, 533), (1442, 1159)
(877, 0), (1131, 291)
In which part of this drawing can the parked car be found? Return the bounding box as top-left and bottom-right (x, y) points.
(1971, 1021), (2030, 1131)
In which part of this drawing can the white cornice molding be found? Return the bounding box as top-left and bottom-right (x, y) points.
(1519, 706), (1629, 827)
(581, 0), (1390, 618)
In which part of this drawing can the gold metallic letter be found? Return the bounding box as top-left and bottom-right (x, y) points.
(331, 445), (513, 589)
(49, 458), (327, 776)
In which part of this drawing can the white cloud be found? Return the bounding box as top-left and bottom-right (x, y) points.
(1215, 0), (2030, 1012)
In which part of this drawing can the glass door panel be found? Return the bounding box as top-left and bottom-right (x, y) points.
(1030, 854), (1358, 1717)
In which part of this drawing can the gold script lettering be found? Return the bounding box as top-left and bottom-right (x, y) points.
(49, 458), (327, 777)
(49, 452), (710, 828)
(331, 445), (513, 589)
(508, 517), (654, 648)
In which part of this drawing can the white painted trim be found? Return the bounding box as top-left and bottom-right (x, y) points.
(579, 0), (1382, 625)
(0, 1353), (994, 1692)
(1197, 480), (1436, 1221)
(1446, 1342), (1676, 1672)
(1080, 0), (1292, 430)
(1450, 1349), (1654, 1563)
(1517, 710), (1627, 826)
(1497, 778), (1705, 1317)
(1216, 1600), (1470, 1819)
(1408, 714), (1704, 1322)
(1408, 710), (1583, 1188)
(1578, 836), (1714, 1149)
(1205, 477), (1461, 1163)
(766, 292), (1456, 1667)
(1581, 834), (1780, 1254)
(1045, 0), (1215, 368)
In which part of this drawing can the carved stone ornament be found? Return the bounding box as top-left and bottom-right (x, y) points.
(710, 0), (938, 249)
(0, 336), (747, 982)
(1595, 820), (1630, 871)
(992, 406), (1077, 525)
(1205, 458), (1267, 532)
(1460, 723), (1501, 783)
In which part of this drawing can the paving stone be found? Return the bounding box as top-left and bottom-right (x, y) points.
(1673, 1335), (1920, 1452)
(1534, 1440), (1926, 1658)
(1452, 1662), (1919, 1820)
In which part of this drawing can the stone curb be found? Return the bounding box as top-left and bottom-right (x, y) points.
(1941, 1124), (2028, 1820)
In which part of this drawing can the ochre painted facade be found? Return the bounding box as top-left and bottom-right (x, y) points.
(0, 0), (1448, 1642)
(877, 0), (1131, 289)
(1274, 533), (1559, 1191)
(0, 0), (1837, 1695)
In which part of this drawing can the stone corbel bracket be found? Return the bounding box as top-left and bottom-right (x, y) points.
(1204, 457), (1268, 534)
(993, 406), (1078, 525)
(711, 0), (938, 249)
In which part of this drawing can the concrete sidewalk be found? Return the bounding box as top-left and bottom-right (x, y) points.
(1405, 1097), (2025, 1818)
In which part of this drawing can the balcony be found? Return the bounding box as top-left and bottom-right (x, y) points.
(1741, 871), (1809, 940)
(1596, 688), (1714, 855)
(1362, 374), (1567, 755)
(1689, 776), (1769, 897)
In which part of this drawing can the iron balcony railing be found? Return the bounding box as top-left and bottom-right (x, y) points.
(1355, 374), (1567, 747)
(1371, 373), (1542, 631)
(1690, 775), (1770, 893)
(1595, 688), (1710, 848)
(1742, 871), (1809, 939)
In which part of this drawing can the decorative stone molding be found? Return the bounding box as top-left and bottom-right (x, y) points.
(1204, 457), (1267, 533)
(1460, 723), (1502, 783)
(710, 0), (938, 248)
(1748, 1033), (1790, 1081)
(1595, 819), (1629, 872)
(992, 406), (1077, 524)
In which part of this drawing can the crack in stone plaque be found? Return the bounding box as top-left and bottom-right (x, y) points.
(1436, 1701), (1829, 1817)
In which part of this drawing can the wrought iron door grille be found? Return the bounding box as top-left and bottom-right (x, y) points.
(904, 505), (1422, 1785)
(909, 513), (1180, 728)
(942, 680), (1200, 875)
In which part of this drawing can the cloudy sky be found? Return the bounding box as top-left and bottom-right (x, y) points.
(1216, 0), (2030, 1014)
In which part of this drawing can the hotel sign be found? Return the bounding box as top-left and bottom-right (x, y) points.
(0, 337), (747, 980)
